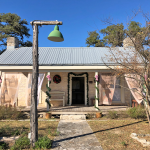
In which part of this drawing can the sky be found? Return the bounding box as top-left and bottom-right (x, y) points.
(1, 0), (150, 47)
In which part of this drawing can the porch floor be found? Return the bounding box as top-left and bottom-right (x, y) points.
(21, 105), (128, 115)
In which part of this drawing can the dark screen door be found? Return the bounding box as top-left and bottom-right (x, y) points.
(72, 77), (84, 104)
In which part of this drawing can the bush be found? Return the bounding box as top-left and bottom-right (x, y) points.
(126, 106), (147, 119)
(107, 111), (118, 119)
(11, 129), (20, 136)
(86, 113), (95, 119)
(11, 137), (30, 150)
(35, 136), (52, 149)
(0, 141), (9, 149)
(0, 106), (24, 120)
(118, 111), (129, 118)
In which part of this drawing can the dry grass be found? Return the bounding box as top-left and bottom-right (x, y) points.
(88, 119), (150, 150)
(0, 121), (59, 149)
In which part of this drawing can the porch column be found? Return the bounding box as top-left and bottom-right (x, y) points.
(46, 72), (50, 110)
(95, 72), (98, 107)
(0, 71), (2, 105)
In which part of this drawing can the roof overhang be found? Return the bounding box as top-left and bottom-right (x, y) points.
(0, 66), (116, 72)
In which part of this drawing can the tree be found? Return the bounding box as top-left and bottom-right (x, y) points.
(101, 12), (150, 125)
(86, 31), (105, 47)
(0, 13), (32, 53)
(127, 21), (142, 37)
(86, 21), (144, 47)
(100, 23), (124, 47)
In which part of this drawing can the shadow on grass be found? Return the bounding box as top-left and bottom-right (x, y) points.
(52, 120), (144, 148)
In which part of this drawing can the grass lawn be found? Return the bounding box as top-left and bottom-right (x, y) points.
(88, 119), (150, 150)
(0, 120), (59, 149)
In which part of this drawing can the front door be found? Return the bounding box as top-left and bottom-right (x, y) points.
(72, 77), (84, 104)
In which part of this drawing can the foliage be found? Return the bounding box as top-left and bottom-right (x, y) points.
(127, 106), (147, 119)
(0, 141), (9, 149)
(117, 111), (129, 118)
(127, 21), (142, 37)
(34, 136), (52, 149)
(121, 141), (127, 147)
(0, 13), (32, 53)
(107, 111), (118, 119)
(100, 23), (124, 47)
(97, 11), (150, 125)
(86, 21), (144, 47)
(11, 129), (20, 136)
(11, 137), (30, 150)
(0, 125), (29, 138)
(86, 113), (96, 119)
(45, 78), (51, 109)
(0, 106), (25, 120)
(94, 76), (101, 111)
(86, 31), (105, 47)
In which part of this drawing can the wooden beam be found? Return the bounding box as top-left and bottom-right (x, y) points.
(30, 21), (62, 25)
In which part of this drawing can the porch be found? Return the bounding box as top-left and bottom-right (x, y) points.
(21, 105), (128, 115)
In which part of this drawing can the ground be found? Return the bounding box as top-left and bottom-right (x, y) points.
(0, 113), (150, 149)
(0, 120), (59, 149)
(88, 119), (150, 150)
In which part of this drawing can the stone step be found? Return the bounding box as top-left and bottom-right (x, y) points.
(60, 114), (86, 120)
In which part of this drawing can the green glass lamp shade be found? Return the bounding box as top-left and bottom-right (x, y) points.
(48, 25), (64, 42)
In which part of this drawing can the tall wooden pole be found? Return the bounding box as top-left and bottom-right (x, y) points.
(30, 20), (63, 147)
(30, 24), (39, 146)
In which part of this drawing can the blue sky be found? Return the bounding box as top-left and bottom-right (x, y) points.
(1, 0), (150, 47)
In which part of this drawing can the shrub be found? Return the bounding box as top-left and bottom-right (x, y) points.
(0, 127), (6, 136)
(11, 129), (20, 136)
(118, 111), (129, 118)
(0, 141), (9, 149)
(86, 113), (95, 119)
(35, 136), (52, 149)
(0, 106), (24, 120)
(121, 141), (127, 146)
(11, 137), (30, 150)
(107, 111), (118, 119)
(126, 106), (147, 119)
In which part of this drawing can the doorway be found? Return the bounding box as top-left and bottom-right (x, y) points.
(72, 77), (84, 104)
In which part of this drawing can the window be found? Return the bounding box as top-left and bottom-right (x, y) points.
(112, 78), (121, 101)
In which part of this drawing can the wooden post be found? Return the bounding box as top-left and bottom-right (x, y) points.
(47, 72), (50, 111)
(95, 72), (98, 107)
(30, 20), (63, 147)
(30, 24), (39, 147)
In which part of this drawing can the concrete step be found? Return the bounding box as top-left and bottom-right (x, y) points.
(60, 114), (86, 120)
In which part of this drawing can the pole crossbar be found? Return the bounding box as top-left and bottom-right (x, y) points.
(30, 21), (63, 25)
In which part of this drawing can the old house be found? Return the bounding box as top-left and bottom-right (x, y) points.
(0, 37), (134, 108)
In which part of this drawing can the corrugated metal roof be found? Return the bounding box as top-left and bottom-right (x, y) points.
(0, 47), (134, 66)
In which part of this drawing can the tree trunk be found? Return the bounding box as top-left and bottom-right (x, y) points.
(30, 24), (39, 147)
(145, 69), (150, 126)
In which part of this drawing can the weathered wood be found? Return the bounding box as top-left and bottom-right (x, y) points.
(30, 21), (62, 25)
(30, 24), (38, 147)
